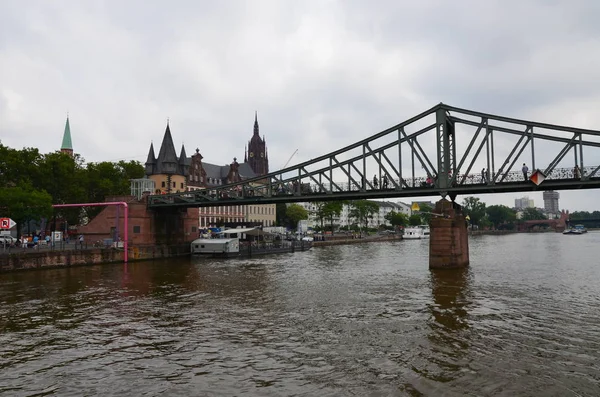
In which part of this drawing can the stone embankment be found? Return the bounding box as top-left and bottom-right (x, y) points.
(0, 244), (189, 272)
(313, 234), (402, 247)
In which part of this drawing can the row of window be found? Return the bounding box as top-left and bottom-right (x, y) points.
(160, 181), (185, 189)
(188, 175), (227, 185)
(199, 205), (275, 215)
(198, 217), (275, 227)
(132, 225), (199, 233)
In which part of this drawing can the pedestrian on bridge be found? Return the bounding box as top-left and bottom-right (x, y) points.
(373, 175), (378, 189)
(522, 163), (529, 181)
(382, 175), (389, 189)
(481, 168), (487, 184)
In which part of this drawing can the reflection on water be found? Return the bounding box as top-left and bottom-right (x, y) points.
(1, 233), (600, 396)
(429, 267), (472, 332)
(422, 268), (472, 385)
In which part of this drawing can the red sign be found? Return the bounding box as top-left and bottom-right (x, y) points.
(530, 169), (546, 186)
(0, 218), (16, 229)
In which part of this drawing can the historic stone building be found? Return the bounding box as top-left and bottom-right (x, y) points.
(145, 123), (189, 194)
(144, 115), (276, 229)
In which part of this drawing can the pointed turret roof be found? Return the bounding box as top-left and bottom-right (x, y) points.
(146, 142), (156, 164)
(178, 144), (187, 165)
(155, 123), (179, 174)
(61, 116), (73, 150)
(144, 142), (156, 176)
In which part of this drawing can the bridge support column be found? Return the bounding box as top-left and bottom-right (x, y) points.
(429, 199), (469, 269)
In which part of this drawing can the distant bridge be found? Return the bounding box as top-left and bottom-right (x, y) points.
(566, 218), (600, 228)
(147, 103), (600, 209)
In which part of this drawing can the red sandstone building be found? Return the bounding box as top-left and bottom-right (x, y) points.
(79, 114), (276, 245)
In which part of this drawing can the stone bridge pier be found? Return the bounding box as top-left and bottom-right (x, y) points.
(429, 199), (469, 269)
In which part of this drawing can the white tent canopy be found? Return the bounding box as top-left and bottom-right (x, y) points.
(219, 228), (273, 237)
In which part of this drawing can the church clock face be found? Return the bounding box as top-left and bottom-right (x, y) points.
(249, 152), (254, 157)
(260, 152), (264, 158)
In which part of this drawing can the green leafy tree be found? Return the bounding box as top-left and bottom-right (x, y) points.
(276, 202), (289, 227)
(322, 201), (345, 232)
(408, 214), (422, 226)
(461, 196), (486, 225)
(349, 200), (380, 230)
(0, 144), (44, 188)
(312, 202), (327, 230)
(0, 186), (53, 238)
(384, 210), (408, 228)
(418, 203), (434, 224)
(37, 152), (87, 225)
(569, 211), (600, 220)
(521, 207), (546, 221)
(486, 205), (516, 228)
(286, 204), (308, 229)
(83, 160), (144, 219)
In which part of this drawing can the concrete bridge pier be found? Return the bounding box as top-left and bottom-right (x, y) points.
(429, 199), (469, 269)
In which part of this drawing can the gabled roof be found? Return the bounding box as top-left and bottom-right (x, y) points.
(238, 163), (258, 179)
(202, 162), (229, 180)
(195, 159), (259, 186)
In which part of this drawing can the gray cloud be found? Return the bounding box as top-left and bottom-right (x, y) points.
(1, 0), (600, 211)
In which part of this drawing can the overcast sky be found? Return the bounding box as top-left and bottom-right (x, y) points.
(2, 0), (600, 212)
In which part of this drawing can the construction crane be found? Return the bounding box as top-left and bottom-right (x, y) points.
(281, 149), (298, 169)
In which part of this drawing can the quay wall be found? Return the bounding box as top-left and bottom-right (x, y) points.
(313, 235), (402, 247)
(0, 244), (190, 273)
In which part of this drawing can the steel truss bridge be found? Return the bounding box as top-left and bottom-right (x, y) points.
(148, 103), (600, 209)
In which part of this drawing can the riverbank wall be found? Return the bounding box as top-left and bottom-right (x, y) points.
(0, 244), (190, 272)
(313, 235), (402, 247)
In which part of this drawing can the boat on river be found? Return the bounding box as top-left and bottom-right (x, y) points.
(403, 225), (430, 240)
(562, 228), (583, 235)
(191, 227), (312, 257)
(574, 224), (588, 233)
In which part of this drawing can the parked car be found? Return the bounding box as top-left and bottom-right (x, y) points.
(0, 235), (16, 247)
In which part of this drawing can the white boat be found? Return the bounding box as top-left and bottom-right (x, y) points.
(574, 224), (588, 233)
(191, 227), (312, 257)
(191, 227), (259, 255)
(403, 225), (430, 240)
(562, 228), (583, 235)
(191, 237), (240, 255)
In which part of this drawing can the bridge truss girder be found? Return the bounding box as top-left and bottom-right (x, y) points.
(148, 103), (600, 209)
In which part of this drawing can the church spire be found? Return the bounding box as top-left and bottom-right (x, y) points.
(60, 116), (73, 157)
(253, 111), (259, 136)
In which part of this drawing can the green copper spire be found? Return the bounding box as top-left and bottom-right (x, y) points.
(61, 116), (73, 150)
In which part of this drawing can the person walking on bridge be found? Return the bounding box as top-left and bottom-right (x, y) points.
(522, 163), (529, 181)
(481, 168), (487, 184)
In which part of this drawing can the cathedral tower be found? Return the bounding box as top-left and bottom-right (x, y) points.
(246, 112), (269, 176)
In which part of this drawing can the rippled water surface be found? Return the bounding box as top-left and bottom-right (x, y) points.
(2, 233), (600, 396)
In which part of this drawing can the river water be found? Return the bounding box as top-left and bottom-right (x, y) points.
(1, 233), (600, 396)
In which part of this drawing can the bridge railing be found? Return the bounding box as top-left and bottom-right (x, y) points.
(168, 165), (597, 204)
